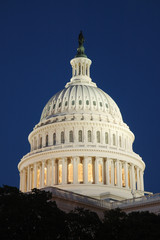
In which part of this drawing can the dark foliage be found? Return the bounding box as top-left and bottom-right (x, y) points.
(0, 186), (160, 240)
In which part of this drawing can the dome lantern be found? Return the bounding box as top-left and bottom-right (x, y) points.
(66, 31), (95, 88)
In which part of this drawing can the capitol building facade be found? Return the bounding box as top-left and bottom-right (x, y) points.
(18, 32), (145, 201)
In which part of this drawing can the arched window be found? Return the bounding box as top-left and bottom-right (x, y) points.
(61, 131), (65, 144)
(97, 131), (100, 143)
(113, 134), (116, 146)
(88, 130), (92, 142)
(46, 135), (48, 147)
(69, 130), (73, 142)
(53, 133), (56, 145)
(119, 136), (122, 147)
(105, 132), (108, 144)
(40, 137), (42, 148)
(78, 130), (82, 142)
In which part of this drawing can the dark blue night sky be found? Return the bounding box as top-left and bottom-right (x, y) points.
(0, 0), (160, 194)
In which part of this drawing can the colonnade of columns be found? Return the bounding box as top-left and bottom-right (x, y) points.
(20, 157), (144, 193)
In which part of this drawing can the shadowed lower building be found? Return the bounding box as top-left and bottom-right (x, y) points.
(18, 32), (146, 201)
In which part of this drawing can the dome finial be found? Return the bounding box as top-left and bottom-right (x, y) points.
(75, 31), (87, 58)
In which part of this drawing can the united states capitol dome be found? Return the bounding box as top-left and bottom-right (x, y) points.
(40, 84), (123, 124)
(18, 32), (145, 201)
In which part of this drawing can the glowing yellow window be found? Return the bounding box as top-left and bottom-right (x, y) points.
(59, 164), (62, 184)
(88, 163), (93, 183)
(78, 163), (83, 182)
(98, 164), (102, 182)
(128, 169), (131, 188)
(114, 166), (117, 185)
(44, 167), (47, 186)
(68, 163), (73, 183)
(122, 167), (125, 187)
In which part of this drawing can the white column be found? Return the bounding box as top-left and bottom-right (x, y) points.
(124, 162), (128, 188)
(20, 171), (22, 191)
(27, 165), (30, 191)
(47, 160), (50, 186)
(95, 157), (99, 184)
(116, 160), (120, 187)
(136, 167), (140, 190)
(41, 161), (45, 188)
(62, 158), (67, 185)
(51, 158), (55, 186)
(34, 163), (37, 188)
(119, 161), (122, 187)
(83, 157), (88, 184)
(140, 170), (144, 191)
(73, 157), (78, 184)
(21, 170), (24, 192)
(131, 164), (136, 190)
(42, 134), (45, 148)
(105, 158), (110, 185)
(111, 160), (114, 185)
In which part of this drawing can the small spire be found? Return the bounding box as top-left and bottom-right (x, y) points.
(75, 31), (87, 58)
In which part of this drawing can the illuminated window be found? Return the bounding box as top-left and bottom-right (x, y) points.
(105, 132), (108, 144)
(88, 163), (93, 182)
(69, 130), (73, 142)
(119, 136), (122, 147)
(113, 134), (116, 146)
(114, 165), (117, 185)
(59, 164), (62, 184)
(53, 133), (56, 145)
(78, 163), (83, 182)
(98, 164), (102, 182)
(68, 163), (73, 183)
(61, 131), (65, 144)
(44, 167), (47, 186)
(97, 131), (100, 143)
(37, 168), (40, 188)
(78, 130), (82, 142)
(122, 167), (125, 187)
(46, 135), (48, 147)
(40, 137), (42, 148)
(88, 130), (92, 142)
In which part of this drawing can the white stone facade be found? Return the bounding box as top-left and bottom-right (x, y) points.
(18, 43), (145, 200)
